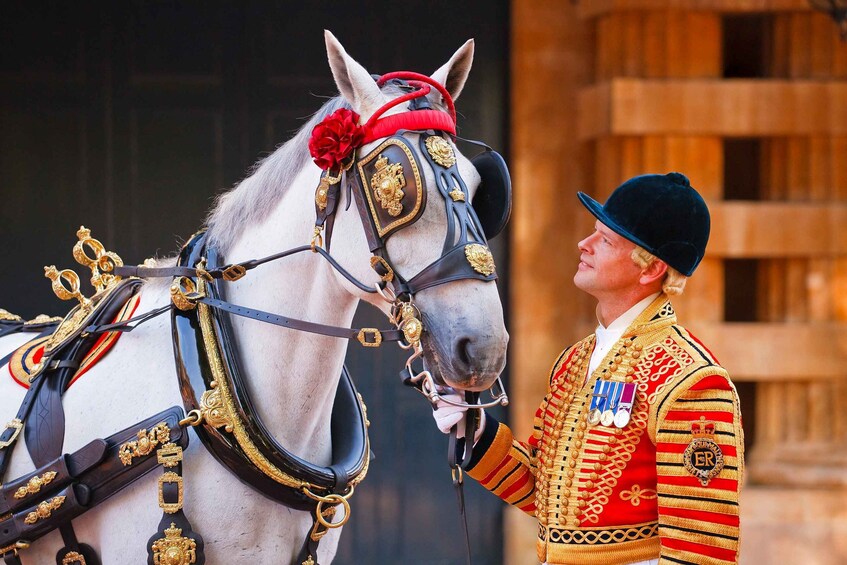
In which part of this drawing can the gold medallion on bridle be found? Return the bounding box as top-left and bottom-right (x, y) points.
(370, 154), (406, 217)
(464, 244), (496, 276)
(425, 135), (456, 168)
(150, 523), (197, 565)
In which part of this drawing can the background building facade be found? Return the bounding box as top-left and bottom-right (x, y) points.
(510, 1), (847, 563)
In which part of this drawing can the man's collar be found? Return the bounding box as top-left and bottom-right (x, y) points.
(623, 293), (677, 338)
(597, 292), (662, 333)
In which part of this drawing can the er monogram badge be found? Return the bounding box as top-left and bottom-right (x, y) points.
(683, 416), (725, 486)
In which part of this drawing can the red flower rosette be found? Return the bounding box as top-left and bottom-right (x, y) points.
(308, 108), (364, 171)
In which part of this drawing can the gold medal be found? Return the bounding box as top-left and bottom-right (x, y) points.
(600, 409), (615, 427)
(588, 409), (602, 426)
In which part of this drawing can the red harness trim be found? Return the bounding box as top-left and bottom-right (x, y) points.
(8, 294), (141, 389)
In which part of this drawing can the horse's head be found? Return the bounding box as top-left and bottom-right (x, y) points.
(320, 31), (508, 393)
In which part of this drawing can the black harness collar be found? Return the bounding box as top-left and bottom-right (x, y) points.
(172, 232), (370, 510)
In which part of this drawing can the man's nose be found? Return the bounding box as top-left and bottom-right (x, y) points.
(578, 234), (593, 252)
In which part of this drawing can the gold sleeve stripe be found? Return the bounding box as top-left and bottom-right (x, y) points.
(466, 422), (516, 481)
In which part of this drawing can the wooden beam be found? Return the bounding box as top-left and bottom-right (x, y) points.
(579, 79), (847, 139)
(708, 202), (847, 257)
(690, 322), (847, 380)
(579, 0), (811, 19)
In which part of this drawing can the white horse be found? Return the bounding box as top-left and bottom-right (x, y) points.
(0, 31), (507, 564)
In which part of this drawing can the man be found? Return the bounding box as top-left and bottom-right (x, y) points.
(434, 173), (743, 564)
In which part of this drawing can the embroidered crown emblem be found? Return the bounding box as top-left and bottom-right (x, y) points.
(691, 416), (716, 438)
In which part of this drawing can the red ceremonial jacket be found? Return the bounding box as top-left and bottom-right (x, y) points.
(466, 295), (744, 565)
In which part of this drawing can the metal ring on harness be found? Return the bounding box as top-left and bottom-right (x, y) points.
(301, 486), (354, 529)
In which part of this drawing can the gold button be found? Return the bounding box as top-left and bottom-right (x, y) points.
(579, 421), (587, 430)
(576, 431), (584, 439)
(578, 500), (587, 508)
(625, 376), (634, 383)
(599, 454), (608, 461)
(591, 472), (599, 480)
(568, 470), (575, 478)
(594, 463), (602, 471)
(569, 460), (577, 468)
(618, 347), (627, 355)
(608, 437), (617, 445)
(565, 479), (572, 487)
(615, 428), (624, 436)
(571, 450), (579, 459)
(585, 481), (594, 489)
(574, 440), (582, 448)
(603, 445), (611, 453)
(609, 364), (618, 372)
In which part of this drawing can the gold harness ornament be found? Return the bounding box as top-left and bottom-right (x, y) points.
(61, 550), (86, 565)
(425, 135), (456, 168)
(370, 154), (406, 217)
(464, 244), (496, 276)
(119, 423), (172, 466)
(41, 227), (125, 354)
(24, 495), (66, 525)
(151, 523), (197, 565)
(14, 471), (57, 499)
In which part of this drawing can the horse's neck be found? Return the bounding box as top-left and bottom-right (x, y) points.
(222, 170), (357, 465)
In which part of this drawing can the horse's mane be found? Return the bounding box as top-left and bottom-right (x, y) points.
(204, 83), (435, 254)
(204, 95), (352, 253)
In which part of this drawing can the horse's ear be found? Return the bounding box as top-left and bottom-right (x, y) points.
(431, 38), (474, 102)
(324, 30), (384, 119)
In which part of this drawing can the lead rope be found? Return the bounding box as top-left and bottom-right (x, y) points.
(447, 392), (481, 565)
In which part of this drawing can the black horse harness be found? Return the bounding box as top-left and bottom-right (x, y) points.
(0, 72), (511, 565)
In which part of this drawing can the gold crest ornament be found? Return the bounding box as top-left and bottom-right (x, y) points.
(397, 302), (423, 347)
(14, 471), (57, 499)
(24, 495), (66, 524)
(61, 551), (86, 565)
(119, 423), (172, 466)
(448, 187), (466, 202)
(464, 244), (496, 276)
(370, 154), (406, 217)
(151, 523), (197, 565)
(315, 169), (342, 212)
(425, 135), (456, 168)
(683, 416), (725, 486)
(72, 226), (124, 292)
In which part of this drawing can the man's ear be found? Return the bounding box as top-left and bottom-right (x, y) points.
(639, 258), (668, 287)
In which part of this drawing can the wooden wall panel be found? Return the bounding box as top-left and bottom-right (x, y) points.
(579, 79), (847, 139)
(580, 0), (810, 17)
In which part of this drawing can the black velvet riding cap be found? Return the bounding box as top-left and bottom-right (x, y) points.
(577, 172), (710, 276)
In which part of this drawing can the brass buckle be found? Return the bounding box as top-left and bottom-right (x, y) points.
(158, 471), (184, 514)
(356, 328), (382, 348)
(0, 419), (23, 450)
(157, 443), (183, 468)
(369, 256), (394, 283)
(0, 541), (30, 558)
(170, 277), (204, 311)
(222, 264), (247, 282)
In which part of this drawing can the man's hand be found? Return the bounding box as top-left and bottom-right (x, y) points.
(431, 390), (486, 443)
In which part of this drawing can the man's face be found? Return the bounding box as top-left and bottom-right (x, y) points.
(574, 220), (643, 299)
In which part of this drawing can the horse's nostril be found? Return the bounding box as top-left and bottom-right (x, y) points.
(455, 337), (473, 369)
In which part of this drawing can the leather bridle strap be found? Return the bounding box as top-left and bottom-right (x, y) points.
(196, 297), (405, 344)
(114, 245), (379, 294)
